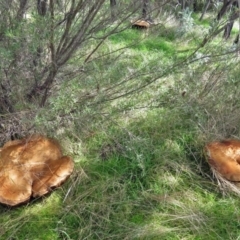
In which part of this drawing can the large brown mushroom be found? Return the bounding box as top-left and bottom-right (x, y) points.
(0, 135), (74, 206)
(206, 139), (240, 181)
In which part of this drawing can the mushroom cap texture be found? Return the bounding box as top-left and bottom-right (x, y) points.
(132, 20), (151, 28)
(206, 139), (240, 181)
(0, 135), (74, 206)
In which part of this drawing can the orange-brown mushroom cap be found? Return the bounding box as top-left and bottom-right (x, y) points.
(0, 167), (32, 206)
(32, 156), (74, 197)
(206, 139), (240, 181)
(0, 135), (74, 206)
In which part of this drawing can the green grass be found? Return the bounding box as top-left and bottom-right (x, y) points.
(192, 13), (212, 27)
(1, 108), (240, 239)
(109, 28), (176, 56)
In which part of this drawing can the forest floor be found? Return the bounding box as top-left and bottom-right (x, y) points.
(1, 12), (240, 240)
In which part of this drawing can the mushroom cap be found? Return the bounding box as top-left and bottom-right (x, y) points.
(132, 20), (151, 28)
(0, 167), (32, 206)
(0, 135), (74, 206)
(32, 156), (74, 197)
(206, 139), (240, 181)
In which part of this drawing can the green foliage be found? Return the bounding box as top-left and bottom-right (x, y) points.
(2, 2), (240, 240)
(177, 7), (194, 36)
(109, 28), (176, 56)
(193, 13), (211, 27)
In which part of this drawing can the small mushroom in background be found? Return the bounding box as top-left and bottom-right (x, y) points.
(0, 135), (74, 206)
(131, 18), (154, 30)
(205, 139), (240, 182)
